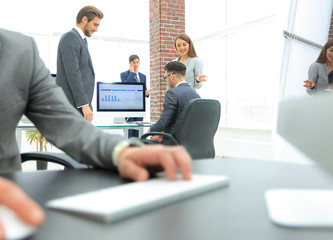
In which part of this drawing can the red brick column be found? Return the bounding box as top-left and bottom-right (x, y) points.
(149, 0), (185, 121)
(329, 8), (333, 39)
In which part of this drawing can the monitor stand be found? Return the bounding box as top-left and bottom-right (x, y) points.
(113, 117), (126, 124)
(265, 189), (333, 227)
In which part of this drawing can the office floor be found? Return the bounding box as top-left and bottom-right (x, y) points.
(215, 127), (314, 165)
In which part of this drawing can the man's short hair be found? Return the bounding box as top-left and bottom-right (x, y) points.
(164, 61), (186, 76)
(76, 6), (104, 24)
(328, 71), (333, 85)
(129, 54), (140, 63)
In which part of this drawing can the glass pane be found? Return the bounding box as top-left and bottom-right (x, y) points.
(195, 37), (226, 125)
(26, 34), (50, 68)
(281, 40), (320, 100)
(185, 0), (226, 39)
(225, 0), (275, 28)
(294, 0), (332, 45)
(89, 39), (149, 83)
(225, 22), (277, 129)
(1, 0), (149, 40)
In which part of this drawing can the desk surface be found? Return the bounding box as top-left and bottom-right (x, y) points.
(2, 158), (333, 240)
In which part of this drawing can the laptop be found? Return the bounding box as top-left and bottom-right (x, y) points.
(46, 174), (229, 223)
(265, 94), (333, 228)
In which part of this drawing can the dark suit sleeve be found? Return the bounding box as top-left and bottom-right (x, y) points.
(150, 90), (177, 132)
(121, 71), (137, 83)
(140, 73), (149, 97)
(59, 33), (89, 107)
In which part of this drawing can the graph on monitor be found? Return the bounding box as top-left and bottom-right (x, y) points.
(95, 82), (146, 123)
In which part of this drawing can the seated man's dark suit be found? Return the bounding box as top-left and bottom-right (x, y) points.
(120, 70), (147, 137)
(150, 82), (200, 145)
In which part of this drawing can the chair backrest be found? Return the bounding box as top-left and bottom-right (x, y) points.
(171, 98), (221, 159)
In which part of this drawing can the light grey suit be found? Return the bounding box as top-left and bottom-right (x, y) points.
(0, 28), (123, 173)
(184, 57), (203, 91)
(307, 62), (329, 95)
(56, 28), (95, 111)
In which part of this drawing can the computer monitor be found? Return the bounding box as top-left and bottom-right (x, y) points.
(94, 82), (146, 124)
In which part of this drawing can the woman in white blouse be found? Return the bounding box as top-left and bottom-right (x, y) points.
(174, 33), (207, 91)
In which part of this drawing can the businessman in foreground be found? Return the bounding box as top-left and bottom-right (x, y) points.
(0, 28), (192, 237)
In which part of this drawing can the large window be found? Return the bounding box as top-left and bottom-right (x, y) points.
(186, 0), (280, 130)
(2, 0), (150, 118)
(280, 0), (332, 100)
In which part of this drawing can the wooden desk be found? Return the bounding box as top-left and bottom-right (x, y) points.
(2, 158), (333, 240)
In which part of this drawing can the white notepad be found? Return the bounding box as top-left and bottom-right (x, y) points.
(47, 174), (229, 222)
(265, 189), (333, 228)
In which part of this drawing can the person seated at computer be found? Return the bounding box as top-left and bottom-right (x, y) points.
(120, 55), (151, 138)
(148, 61), (200, 145)
(0, 29), (192, 237)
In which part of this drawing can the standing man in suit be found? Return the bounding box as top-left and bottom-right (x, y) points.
(149, 61), (200, 145)
(121, 55), (150, 137)
(56, 6), (103, 122)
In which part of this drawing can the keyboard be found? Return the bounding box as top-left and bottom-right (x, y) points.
(46, 174), (229, 222)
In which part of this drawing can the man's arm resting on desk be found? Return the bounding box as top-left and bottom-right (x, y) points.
(113, 140), (192, 182)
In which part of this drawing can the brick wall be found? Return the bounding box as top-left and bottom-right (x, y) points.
(329, 8), (333, 39)
(149, 0), (185, 121)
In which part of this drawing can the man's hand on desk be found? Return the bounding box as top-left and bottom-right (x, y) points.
(117, 145), (192, 182)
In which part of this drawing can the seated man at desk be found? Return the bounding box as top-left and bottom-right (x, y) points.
(149, 61), (200, 145)
(0, 29), (192, 236)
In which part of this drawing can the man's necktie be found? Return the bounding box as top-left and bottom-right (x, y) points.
(135, 73), (140, 83)
(84, 37), (88, 48)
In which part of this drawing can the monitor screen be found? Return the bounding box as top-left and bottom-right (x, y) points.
(97, 82), (145, 113)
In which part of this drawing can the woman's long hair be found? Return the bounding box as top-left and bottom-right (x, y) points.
(316, 39), (333, 63)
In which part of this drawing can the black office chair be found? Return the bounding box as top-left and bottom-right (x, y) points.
(21, 152), (88, 170)
(141, 98), (221, 159)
